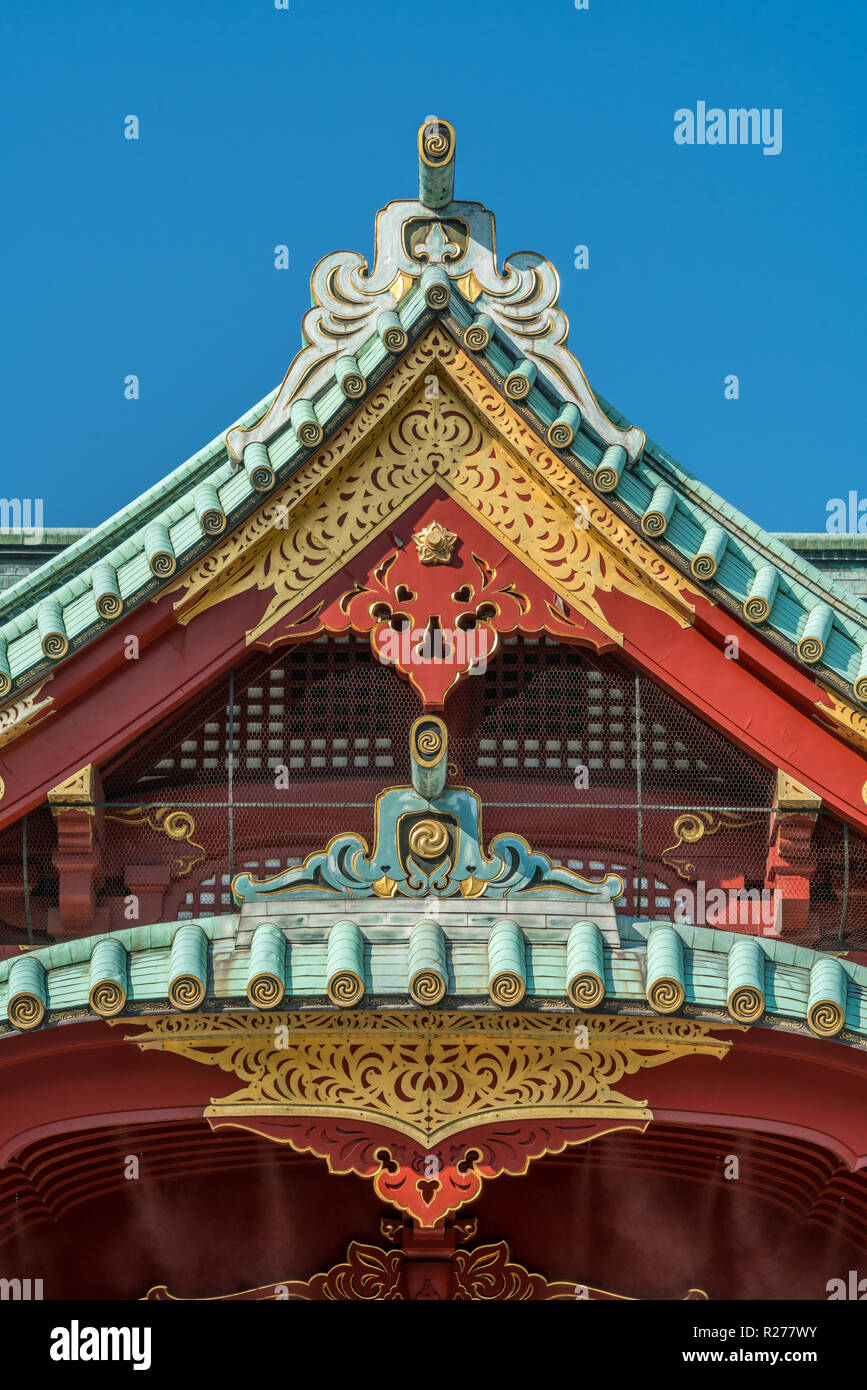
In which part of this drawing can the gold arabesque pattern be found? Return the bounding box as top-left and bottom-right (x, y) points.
(122, 1009), (734, 1147)
(168, 329), (694, 650)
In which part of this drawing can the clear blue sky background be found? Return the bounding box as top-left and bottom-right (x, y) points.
(1, 0), (864, 531)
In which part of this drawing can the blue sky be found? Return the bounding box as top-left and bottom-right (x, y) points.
(1, 0), (864, 531)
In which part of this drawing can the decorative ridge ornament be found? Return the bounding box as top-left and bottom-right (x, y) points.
(233, 717), (624, 903)
(417, 116), (456, 209)
(412, 520), (457, 565)
(225, 121), (644, 463)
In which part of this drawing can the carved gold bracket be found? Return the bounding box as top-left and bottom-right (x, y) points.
(0, 675), (54, 755)
(774, 769), (822, 816)
(121, 1009), (732, 1145)
(120, 1009), (736, 1225)
(48, 762), (97, 810)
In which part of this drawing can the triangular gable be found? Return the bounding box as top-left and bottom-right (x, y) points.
(167, 337), (691, 655)
(0, 119), (866, 834)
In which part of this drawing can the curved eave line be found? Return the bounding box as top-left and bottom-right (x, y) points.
(2, 914), (867, 1050)
(1, 281), (865, 706)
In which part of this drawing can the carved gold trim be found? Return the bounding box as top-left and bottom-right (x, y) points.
(48, 762), (96, 807)
(661, 809), (767, 881)
(453, 269), (483, 302)
(412, 520), (457, 565)
(120, 1009), (735, 1147)
(104, 805), (206, 878)
(143, 1235), (708, 1301)
(450, 1241), (707, 1302)
(0, 675), (54, 754)
(167, 329), (694, 650)
(817, 692), (867, 756)
(407, 818), (450, 857)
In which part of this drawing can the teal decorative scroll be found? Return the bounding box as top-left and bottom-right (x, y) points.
(232, 719), (623, 904)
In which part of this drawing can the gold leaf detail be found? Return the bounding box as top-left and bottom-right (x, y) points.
(412, 521), (457, 565)
(407, 819), (450, 857)
(119, 1010), (735, 1148)
(164, 329), (694, 652)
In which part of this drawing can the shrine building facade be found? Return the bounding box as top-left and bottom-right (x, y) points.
(1, 121), (867, 1301)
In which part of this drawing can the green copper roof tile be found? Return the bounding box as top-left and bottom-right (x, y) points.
(779, 533), (867, 556)
(117, 553), (151, 601)
(526, 945), (564, 992)
(571, 432), (603, 468)
(128, 952), (169, 996)
(665, 507), (704, 556)
(826, 629), (858, 672)
(0, 908), (857, 1040)
(595, 396), (867, 620)
(8, 629), (42, 680)
(169, 513), (203, 558)
(687, 925), (716, 951)
(0, 386), (279, 624)
(218, 467), (257, 510)
(47, 962), (90, 1007)
(845, 984), (867, 1030)
(63, 591), (101, 641)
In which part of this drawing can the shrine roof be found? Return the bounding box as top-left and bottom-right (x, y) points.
(0, 910), (864, 1049)
(1, 120), (865, 708)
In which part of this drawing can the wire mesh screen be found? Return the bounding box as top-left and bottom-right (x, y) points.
(4, 633), (866, 949)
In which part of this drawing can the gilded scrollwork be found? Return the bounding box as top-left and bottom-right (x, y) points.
(121, 1008), (733, 1148)
(143, 1234), (708, 1301)
(169, 330), (693, 660)
(661, 809), (767, 881)
(104, 805), (206, 878)
(226, 124), (643, 462)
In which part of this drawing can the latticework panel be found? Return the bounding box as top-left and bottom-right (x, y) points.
(3, 635), (864, 948)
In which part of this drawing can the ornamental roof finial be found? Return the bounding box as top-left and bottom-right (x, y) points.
(417, 116), (456, 210)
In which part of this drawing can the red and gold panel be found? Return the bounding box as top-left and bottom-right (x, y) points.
(121, 1009), (734, 1225)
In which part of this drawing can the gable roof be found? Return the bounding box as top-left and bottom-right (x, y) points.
(1, 119), (866, 712)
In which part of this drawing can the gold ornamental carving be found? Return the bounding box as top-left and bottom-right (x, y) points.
(407, 818), (450, 857)
(120, 1009), (734, 1147)
(661, 809), (767, 881)
(166, 328), (695, 651)
(0, 675), (54, 753)
(104, 805), (206, 877)
(816, 692), (867, 757)
(143, 1234), (708, 1301)
(774, 769), (822, 814)
(412, 521), (457, 566)
(48, 762), (97, 808)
